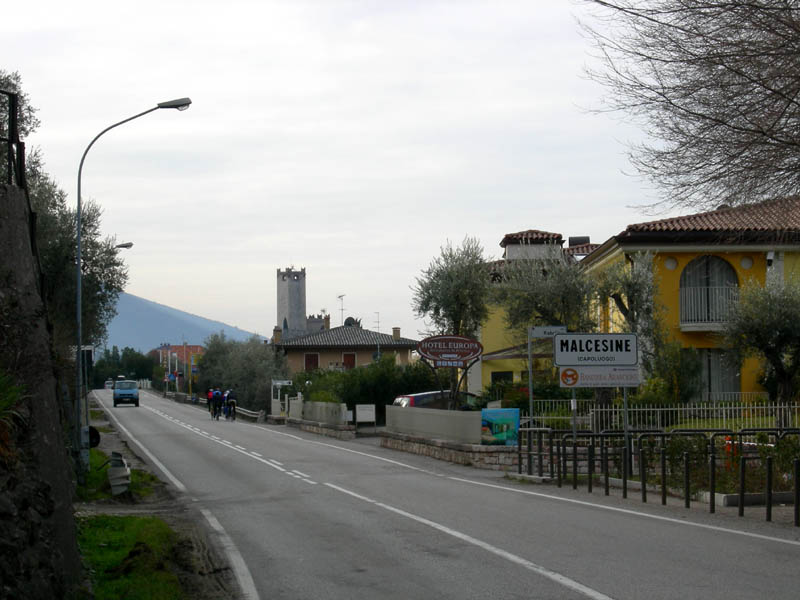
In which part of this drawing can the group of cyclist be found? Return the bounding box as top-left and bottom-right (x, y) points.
(206, 386), (237, 421)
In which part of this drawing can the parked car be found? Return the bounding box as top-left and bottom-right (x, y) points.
(392, 390), (478, 410)
(113, 380), (139, 407)
(104, 379), (114, 389)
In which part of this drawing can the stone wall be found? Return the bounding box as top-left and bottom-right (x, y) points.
(0, 184), (82, 598)
(380, 431), (518, 471)
(286, 418), (356, 440)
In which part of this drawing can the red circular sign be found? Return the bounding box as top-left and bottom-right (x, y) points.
(417, 335), (483, 363)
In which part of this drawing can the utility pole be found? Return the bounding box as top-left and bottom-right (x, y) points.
(337, 294), (346, 325)
(374, 312), (381, 360)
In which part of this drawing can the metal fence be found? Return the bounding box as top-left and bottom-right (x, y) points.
(525, 399), (799, 432)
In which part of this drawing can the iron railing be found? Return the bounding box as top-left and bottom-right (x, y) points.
(679, 286), (738, 326)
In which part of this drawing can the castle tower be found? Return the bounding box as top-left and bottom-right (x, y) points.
(276, 267), (307, 340)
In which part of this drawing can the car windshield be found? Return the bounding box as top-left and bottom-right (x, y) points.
(116, 381), (137, 389)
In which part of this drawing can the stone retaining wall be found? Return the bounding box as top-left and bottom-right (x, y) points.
(287, 418), (356, 440)
(380, 431), (518, 471)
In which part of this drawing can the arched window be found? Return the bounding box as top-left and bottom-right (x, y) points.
(679, 256), (738, 326)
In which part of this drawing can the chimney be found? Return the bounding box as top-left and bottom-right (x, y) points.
(392, 327), (400, 341)
(272, 326), (282, 344)
(324, 314), (331, 330)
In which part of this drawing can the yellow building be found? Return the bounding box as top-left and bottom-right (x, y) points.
(467, 230), (595, 395)
(582, 197), (800, 401)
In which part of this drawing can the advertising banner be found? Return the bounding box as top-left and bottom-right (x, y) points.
(480, 408), (520, 446)
(559, 366), (642, 388)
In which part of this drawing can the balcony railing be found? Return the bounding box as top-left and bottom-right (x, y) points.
(679, 286), (738, 330)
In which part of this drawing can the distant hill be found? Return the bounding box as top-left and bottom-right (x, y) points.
(104, 292), (263, 353)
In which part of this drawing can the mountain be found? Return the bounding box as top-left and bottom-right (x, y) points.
(104, 292), (263, 353)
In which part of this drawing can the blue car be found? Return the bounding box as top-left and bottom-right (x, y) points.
(113, 380), (139, 407)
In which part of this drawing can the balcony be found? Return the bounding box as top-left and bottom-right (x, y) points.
(679, 286), (738, 331)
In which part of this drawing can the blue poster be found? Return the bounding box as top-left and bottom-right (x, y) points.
(481, 408), (520, 446)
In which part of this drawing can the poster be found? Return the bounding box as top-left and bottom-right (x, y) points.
(481, 408), (520, 446)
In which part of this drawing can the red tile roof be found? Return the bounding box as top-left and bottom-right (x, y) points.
(565, 243), (600, 256)
(617, 197), (800, 244)
(275, 325), (418, 350)
(499, 230), (563, 247)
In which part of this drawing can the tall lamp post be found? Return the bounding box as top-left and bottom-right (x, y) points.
(75, 98), (191, 475)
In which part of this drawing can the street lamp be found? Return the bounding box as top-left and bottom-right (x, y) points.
(75, 97), (191, 475)
(115, 241), (134, 250)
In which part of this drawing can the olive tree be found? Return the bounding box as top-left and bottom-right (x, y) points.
(723, 277), (800, 406)
(412, 236), (491, 337)
(493, 244), (597, 339)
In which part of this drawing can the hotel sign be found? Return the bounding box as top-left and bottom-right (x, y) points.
(418, 335), (483, 368)
(553, 333), (637, 366)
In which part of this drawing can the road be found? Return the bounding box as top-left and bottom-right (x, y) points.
(97, 389), (800, 600)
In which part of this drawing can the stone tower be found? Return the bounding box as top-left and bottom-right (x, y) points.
(276, 267), (307, 340)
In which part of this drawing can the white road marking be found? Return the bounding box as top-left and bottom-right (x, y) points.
(448, 477), (800, 548)
(97, 395), (260, 599)
(235, 445), (246, 450)
(292, 470), (310, 478)
(247, 421), (800, 549)
(324, 483), (614, 600)
(200, 508), (260, 600)
(251, 452), (262, 457)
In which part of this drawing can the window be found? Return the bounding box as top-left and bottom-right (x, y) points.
(491, 371), (513, 385)
(304, 354), (319, 371)
(679, 256), (738, 325)
(343, 353), (356, 370)
(698, 349), (740, 401)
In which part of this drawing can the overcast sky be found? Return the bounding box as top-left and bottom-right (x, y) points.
(5, 0), (670, 341)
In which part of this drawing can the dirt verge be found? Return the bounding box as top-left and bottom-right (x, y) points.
(76, 395), (242, 599)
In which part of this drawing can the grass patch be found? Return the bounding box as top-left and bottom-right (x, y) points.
(76, 449), (162, 501)
(96, 426), (114, 433)
(78, 515), (183, 600)
(90, 409), (106, 421)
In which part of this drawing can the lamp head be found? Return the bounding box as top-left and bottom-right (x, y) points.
(115, 242), (134, 249)
(157, 97), (192, 111)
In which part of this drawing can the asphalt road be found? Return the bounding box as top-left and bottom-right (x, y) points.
(97, 389), (800, 600)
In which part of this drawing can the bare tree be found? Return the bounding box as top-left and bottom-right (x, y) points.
(582, 1), (800, 211)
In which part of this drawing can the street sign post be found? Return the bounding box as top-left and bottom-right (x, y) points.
(553, 333), (637, 366)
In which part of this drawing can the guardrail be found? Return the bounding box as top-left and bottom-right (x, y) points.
(188, 396), (262, 422)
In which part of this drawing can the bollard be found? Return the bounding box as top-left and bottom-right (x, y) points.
(603, 444), (610, 496)
(640, 446), (647, 503)
(527, 429), (533, 476)
(794, 459), (799, 527)
(766, 456), (773, 523)
(660, 447), (667, 506)
(556, 443), (562, 488)
(537, 430), (544, 478)
(572, 440), (578, 490)
(622, 446), (628, 499)
(684, 451), (690, 508)
(548, 431), (555, 479)
(739, 455), (746, 517)
(517, 433), (522, 476)
(709, 450), (716, 514)
(588, 444), (595, 494)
